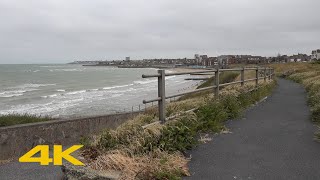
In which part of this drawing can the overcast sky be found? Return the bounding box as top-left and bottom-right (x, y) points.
(0, 0), (319, 64)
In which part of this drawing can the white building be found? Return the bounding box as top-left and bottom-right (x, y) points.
(311, 49), (320, 60)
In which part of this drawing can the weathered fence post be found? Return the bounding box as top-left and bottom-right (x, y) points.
(255, 67), (259, 87)
(214, 68), (220, 99)
(158, 69), (166, 123)
(241, 67), (245, 86)
(268, 68), (271, 80)
(264, 67), (267, 82)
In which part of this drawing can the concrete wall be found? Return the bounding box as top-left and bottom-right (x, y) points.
(0, 112), (140, 160)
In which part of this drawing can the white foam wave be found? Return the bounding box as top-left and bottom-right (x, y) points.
(56, 89), (66, 92)
(87, 89), (99, 92)
(0, 89), (39, 98)
(16, 83), (56, 88)
(66, 90), (86, 95)
(49, 69), (83, 72)
(0, 91), (24, 98)
(103, 84), (134, 90)
(49, 94), (59, 98)
(134, 79), (157, 85)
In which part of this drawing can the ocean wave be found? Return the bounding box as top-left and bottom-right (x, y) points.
(65, 90), (86, 95)
(0, 89), (39, 98)
(87, 89), (99, 92)
(15, 83), (56, 88)
(56, 89), (66, 92)
(49, 69), (83, 72)
(103, 84), (134, 90)
(134, 79), (157, 84)
(0, 91), (24, 98)
(40, 65), (66, 68)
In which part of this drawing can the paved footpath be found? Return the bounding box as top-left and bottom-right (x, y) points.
(185, 79), (320, 180)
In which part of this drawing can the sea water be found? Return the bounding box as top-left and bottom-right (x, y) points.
(0, 64), (199, 118)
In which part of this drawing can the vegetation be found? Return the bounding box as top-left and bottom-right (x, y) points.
(197, 71), (239, 89)
(270, 62), (320, 139)
(0, 114), (51, 127)
(179, 71), (239, 100)
(82, 77), (276, 179)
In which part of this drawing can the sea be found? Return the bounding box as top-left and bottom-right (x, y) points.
(0, 64), (200, 119)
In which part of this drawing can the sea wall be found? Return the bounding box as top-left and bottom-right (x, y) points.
(0, 112), (140, 160)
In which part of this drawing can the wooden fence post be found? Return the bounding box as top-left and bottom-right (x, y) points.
(268, 68), (271, 80)
(255, 67), (259, 87)
(241, 67), (245, 86)
(264, 67), (267, 82)
(158, 70), (166, 123)
(215, 68), (220, 99)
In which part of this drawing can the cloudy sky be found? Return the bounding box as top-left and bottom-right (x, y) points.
(0, 0), (319, 64)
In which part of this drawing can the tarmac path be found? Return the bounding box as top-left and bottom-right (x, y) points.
(185, 79), (320, 180)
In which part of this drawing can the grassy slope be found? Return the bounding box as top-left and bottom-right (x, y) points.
(0, 114), (51, 127)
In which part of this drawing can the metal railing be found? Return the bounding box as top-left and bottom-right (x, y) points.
(142, 67), (274, 123)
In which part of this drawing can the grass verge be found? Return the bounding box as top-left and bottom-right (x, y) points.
(0, 114), (51, 127)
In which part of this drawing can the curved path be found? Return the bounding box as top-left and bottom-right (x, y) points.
(185, 79), (320, 180)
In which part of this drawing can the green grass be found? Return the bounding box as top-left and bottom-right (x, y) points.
(0, 114), (52, 127)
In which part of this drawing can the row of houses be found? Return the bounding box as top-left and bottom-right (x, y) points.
(196, 54), (268, 68)
(71, 49), (320, 67)
(196, 51), (318, 68)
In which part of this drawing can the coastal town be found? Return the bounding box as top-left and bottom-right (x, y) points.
(69, 49), (320, 69)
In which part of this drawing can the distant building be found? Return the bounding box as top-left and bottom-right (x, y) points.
(287, 54), (311, 62)
(125, 57), (130, 61)
(311, 50), (320, 60)
(194, 54), (201, 65)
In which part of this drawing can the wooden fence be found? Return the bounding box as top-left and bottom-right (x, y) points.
(142, 67), (274, 123)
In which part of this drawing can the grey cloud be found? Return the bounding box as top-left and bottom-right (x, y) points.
(0, 0), (319, 63)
